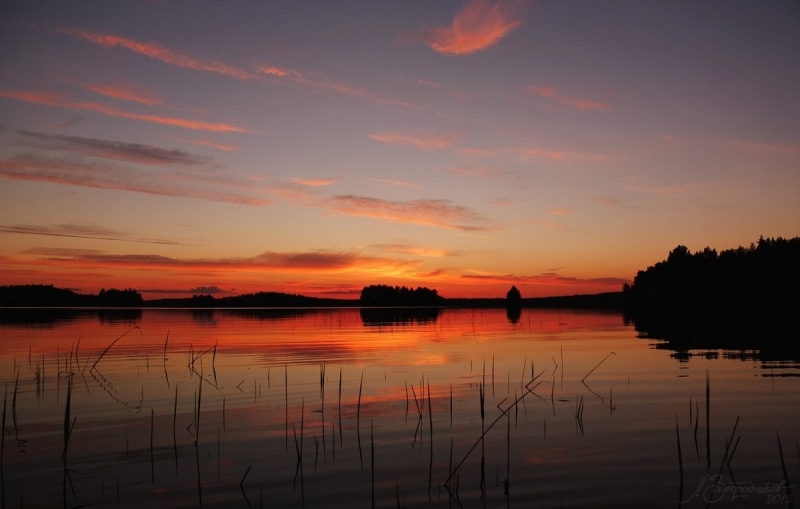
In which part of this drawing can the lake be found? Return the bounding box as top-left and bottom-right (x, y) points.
(0, 308), (797, 508)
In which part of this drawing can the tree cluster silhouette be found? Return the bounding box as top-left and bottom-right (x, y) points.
(359, 284), (444, 306)
(623, 236), (800, 314)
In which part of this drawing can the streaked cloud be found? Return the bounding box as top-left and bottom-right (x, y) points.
(163, 136), (238, 152)
(548, 208), (574, 216)
(25, 249), (420, 274)
(0, 155), (269, 206)
(258, 65), (414, 106)
(368, 178), (420, 189)
(1, 222), (180, 245)
(525, 148), (614, 163)
(139, 285), (226, 294)
(460, 272), (629, 287)
(456, 147), (496, 158)
(0, 89), (253, 133)
(528, 86), (612, 111)
(59, 28), (254, 80)
(290, 177), (338, 187)
(626, 182), (710, 196)
(665, 133), (800, 156)
(59, 77), (165, 107)
(370, 244), (461, 258)
(368, 131), (463, 150)
(47, 116), (84, 129)
(413, 0), (521, 55)
(588, 196), (621, 206)
(21, 247), (107, 256)
(16, 130), (210, 166)
(446, 165), (505, 178)
(411, 78), (477, 100)
(327, 195), (488, 231)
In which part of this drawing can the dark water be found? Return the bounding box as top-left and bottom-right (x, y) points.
(0, 308), (797, 508)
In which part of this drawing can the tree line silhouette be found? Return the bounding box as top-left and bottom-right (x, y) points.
(0, 285), (143, 307)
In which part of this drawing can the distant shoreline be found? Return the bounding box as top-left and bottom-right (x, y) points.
(0, 290), (624, 311)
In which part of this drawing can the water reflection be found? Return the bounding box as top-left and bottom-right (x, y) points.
(630, 310), (800, 363)
(0, 308), (797, 508)
(505, 306), (521, 324)
(358, 307), (440, 326)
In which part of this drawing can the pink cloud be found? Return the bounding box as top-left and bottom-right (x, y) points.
(416, 0), (521, 55)
(24, 249), (421, 275)
(290, 178), (338, 187)
(163, 137), (238, 152)
(368, 178), (420, 189)
(446, 166), (505, 178)
(0, 88), (253, 133)
(0, 155), (268, 206)
(588, 196), (621, 206)
(528, 86), (612, 111)
(59, 77), (165, 107)
(368, 131), (463, 150)
(370, 244), (461, 258)
(525, 148), (614, 163)
(327, 195), (487, 231)
(59, 28), (253, 80)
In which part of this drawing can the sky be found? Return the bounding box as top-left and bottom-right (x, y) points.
(1, 0), (798, 300)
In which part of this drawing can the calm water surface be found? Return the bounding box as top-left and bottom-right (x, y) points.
(0, 308), (797, 508)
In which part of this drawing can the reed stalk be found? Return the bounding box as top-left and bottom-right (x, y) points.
(90, 327), (142, 371)
(706, 370), (711, 470)
(150, 409), (155, 484)
(675, 414), (684, 481)
(776, 432), (795, 509)
(285, 363), (288, 453)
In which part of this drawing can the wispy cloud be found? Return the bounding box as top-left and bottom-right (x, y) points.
(456, 147), (496, 158)
(665, 133), (800, 156)
(21, 247), (107, 256)
(47, 116), (84, 129)
(162, 136), (238, 152)
(368, 131), (463, 150)
(58, 28), (413, 108)
(446, 165), (505, 178)
(0, 155), (269, 206)
(290, 177), (338, 187)
(411, 0), (521, 55)
(59, 28), (254, 80)
(528, 86), (612, 111)
(525, 148), (614, 163)
(25, 249), (421, 275)
(626, 182), (710, 196)
(257, 65), (419, 108)
(368, 178), (420, 189)
(411, 78), (477, 100)
(370, 244), (461, 258)
(461, 272), (629, 287)
(548, 208), (574, 216)
(1, 222), (180, 245)
(59, 77), (165, 107)
(588, 195), (621, 206)
(16, 130), (210, 166)
(0, 88), (253, 133)
(327, 195), (488, 231)
(139, 285), (226, 294)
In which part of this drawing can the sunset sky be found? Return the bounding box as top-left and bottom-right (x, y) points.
(1, 1), (798, 299)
